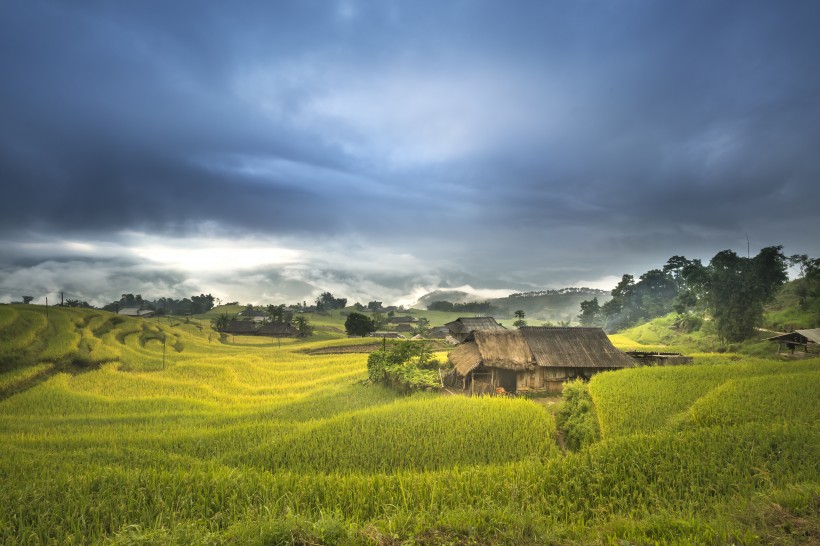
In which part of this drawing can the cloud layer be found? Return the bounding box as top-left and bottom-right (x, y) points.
(2, 1), (819, 305)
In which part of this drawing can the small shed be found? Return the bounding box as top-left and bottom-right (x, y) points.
(448, 327), (634, 393)
(368, 332), (405, 339)
(445, 317), (506, 343)
(765, 329), (820, 354)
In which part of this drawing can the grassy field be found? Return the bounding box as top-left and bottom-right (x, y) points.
(0, 304), (818, 544)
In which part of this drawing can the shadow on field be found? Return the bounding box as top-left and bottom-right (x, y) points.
(0, 358), (106, 402)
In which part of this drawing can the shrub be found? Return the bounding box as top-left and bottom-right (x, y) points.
(555, 379), (600, 451)
(367, 340), (441, 392)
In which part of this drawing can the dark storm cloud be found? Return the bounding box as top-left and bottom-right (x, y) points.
(1, 1), (819, 300)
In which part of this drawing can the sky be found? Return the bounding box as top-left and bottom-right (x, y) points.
(2, 1), (819, 307)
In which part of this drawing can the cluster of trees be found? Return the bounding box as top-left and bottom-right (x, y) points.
(212, 307), (313, 336)
(579, 247), (791, 342)
(788, 254), (820, 318)
(427, 300), (499, 314)
(508, 287), (608, 298)
(102, 294), (216, 315)
(264, 303), (315, 335)
(62, 299), (92, 308)
(315, 292), (347, 312)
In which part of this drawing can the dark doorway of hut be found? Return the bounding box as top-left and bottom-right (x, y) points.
(498, 369), (517, 393)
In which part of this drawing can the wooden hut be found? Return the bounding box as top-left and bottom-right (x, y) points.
(765, 329), (820, 354)
(444, 317), (506, 343)
(448, 327), (634, 393)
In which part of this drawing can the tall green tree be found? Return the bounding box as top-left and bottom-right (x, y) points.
(684, 246), (787, 342)
(345, 312), (375, 337)
(267, 304), (286, 322)
(601, 274), (634, 330)
(191, 294), (215, 314)
(414, 317), (430, 336)
(513, 309), (528, 328)
(211, 313), (231, 331)
(316, 292), (347, 311)
(578, 298), (601, 326)
(292, 314), (314, 337)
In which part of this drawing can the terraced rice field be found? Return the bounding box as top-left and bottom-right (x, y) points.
(0, 304), (817, 544)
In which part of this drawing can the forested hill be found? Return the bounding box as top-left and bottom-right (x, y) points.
(416, 287), (610, 323)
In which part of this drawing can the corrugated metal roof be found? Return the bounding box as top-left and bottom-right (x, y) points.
(521, 327), (635, 369)
(796, 329), (820, 344)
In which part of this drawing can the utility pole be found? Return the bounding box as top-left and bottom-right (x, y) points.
(45, 297), (48, 321)
(162, 335), (166, 370)
(60, 292), (64, 306)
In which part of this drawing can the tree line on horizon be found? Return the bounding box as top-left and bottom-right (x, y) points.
(99, 293), (217, 315)
(578, 246), (820, 342)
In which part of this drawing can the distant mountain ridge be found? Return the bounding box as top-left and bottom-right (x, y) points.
(415, 287), (611, 324)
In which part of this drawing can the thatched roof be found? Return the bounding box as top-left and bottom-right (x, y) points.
(450, 341), (484, 376)
(257, 322), (300, 336)
(472, 330), (533, 370)
(520, 327), (635, 369)
(388, 316), (415, 323)
(223, 320), (258, 334)
(449, 327), (634, 376)
(445, 317), (506, 335)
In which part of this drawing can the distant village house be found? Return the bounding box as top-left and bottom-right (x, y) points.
(445, 317), (506, 343)
(222, 319), (303, 337)
(117, 306), (155, 318)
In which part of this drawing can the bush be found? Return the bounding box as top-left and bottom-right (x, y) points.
(367, 341), (441, 392)
(556, 379), (600, 451)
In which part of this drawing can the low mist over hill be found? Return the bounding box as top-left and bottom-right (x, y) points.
(415, 287), (611, 323)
